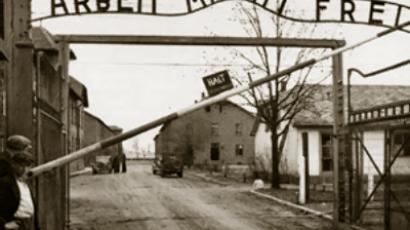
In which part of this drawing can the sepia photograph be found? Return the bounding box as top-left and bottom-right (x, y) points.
(0, 0), (409, 229)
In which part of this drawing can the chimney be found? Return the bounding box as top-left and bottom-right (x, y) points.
(201, 92), (206, 100)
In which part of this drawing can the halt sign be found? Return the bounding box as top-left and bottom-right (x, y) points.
(202, 70), (233, 97)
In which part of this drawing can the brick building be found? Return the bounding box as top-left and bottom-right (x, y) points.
(155, 100), (256, 170)
(83, 111), (123, 165)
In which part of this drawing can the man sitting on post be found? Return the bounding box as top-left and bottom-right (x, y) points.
(0, 135), (40, 230)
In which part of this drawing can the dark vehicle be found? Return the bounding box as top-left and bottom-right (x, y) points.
(152, 154), (184, 177)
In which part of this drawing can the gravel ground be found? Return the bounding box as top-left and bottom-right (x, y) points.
(69, 161), (335, 230)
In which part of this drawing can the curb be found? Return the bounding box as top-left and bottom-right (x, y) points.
(187, 171), (229, 186)
(250, 190), (368, 230)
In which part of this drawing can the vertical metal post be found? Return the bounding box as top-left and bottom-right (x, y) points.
(302, 132), (310, 202)
(358, 131), (364, 221)
(384, 129), (391, 230)
(352, 131), (363, 221)
(345, 71), (353, 222)
(332, 52), (345, 228)
(347, 70), (354, 221)
(346, 133), (353, 223)
(59, 42), (71, 230)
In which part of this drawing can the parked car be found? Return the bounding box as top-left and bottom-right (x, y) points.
(152, 154), (183, 177)
(91, 155), (111, 174)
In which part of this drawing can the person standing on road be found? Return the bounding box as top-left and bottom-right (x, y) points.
(120, 152), (127, 173)
(109, 154), (120, 174)
(0, 135), (40, 230)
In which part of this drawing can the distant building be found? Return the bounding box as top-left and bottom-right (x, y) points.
(68, 77), (89, 172)
(254, 85), (410, 184)
(154, 100), (256, 170)
(66, 77), (125, 172)
(83, 111), (123, 165)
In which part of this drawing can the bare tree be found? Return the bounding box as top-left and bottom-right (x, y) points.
(229, 2), (330, 188)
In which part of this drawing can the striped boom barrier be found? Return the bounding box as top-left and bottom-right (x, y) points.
(27, 20), (410, 178)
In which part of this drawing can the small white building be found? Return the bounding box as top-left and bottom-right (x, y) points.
(254, 85), (410, 185)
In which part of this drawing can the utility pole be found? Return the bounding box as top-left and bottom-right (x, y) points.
(332, 52), (347, 227)
(59, 41), (71, 230)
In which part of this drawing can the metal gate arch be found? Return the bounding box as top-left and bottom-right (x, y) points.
(56, 34), (346, 223)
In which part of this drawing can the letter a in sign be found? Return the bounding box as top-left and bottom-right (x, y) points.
(202, 70), (233, 97)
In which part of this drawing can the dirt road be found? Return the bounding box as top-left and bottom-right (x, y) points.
(70, 161), (333, 230)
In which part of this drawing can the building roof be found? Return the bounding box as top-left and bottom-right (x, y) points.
(109, 126), (123, 132)
(154, 100), (257, 140)
(32, 27), (59, 52)
(69, 76), (89, 107)
(219, 100), (256, 119)
(293, 84), (410, 127)
(84, 110), (122, 133)
(31, 27), (77, 60)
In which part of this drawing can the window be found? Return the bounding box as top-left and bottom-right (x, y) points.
(211, 123), (219, 136)
(321, 133), (333, 172)
(235, 144), (243, 156)
(235, 123), (242, 136)
(393, 131), (410, 156)
(210, 143), (220, 161)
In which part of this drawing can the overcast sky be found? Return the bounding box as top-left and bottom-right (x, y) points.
(31, 0), (410, 152)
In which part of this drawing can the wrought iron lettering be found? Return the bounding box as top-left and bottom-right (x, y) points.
(36, 0), (410, 33)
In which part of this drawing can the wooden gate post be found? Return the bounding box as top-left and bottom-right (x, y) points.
(59, 41), (71, 230)
(332, 52), (346, 228)
(8, 0), (33, 142)
(384, 129), (391, 230)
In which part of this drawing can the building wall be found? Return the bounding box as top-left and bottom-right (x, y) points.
(254, 123), (324, 178)
(257, 125), (405, 183)
(284, 125), (307, 176)
(363, 130), (385, 175)
(254, 122), (271, 173)
(155, 101), (255, 169)
(68, 96), (85, 172)
(295, 129), (323, 176)
(83, 111), (122, 165)
(360, 130), (410, 175)
(391, 130), (410, 175)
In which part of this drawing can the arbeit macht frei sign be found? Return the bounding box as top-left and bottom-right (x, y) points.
(35, 0), (409, 33)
